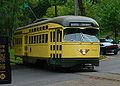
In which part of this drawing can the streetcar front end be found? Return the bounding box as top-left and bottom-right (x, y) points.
(60, 27), (100, 68)
(48, 16), (100, 69)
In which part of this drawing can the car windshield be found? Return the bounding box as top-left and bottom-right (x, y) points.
(100, 39), (114, 43)
(64, 28), (99, 42)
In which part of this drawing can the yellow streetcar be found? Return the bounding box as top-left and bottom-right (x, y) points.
(13, 16), (100, 69)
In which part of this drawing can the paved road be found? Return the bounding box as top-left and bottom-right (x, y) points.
(1, 51), (120, 86)
(1, 65), (89, 86)
(96, 51), (120, 74)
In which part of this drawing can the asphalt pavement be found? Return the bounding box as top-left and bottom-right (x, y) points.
(1, 51), (120, 86)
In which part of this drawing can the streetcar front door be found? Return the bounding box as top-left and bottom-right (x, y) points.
(49, 29), (62, 65)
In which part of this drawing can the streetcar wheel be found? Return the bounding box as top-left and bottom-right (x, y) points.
(101, 50), (106, 55)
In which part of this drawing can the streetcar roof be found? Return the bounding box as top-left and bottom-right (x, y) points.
(17, 16), (99, 30)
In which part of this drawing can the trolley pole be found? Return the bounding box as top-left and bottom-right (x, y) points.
(24, 0), (38, 20)
(74, 0), (78, 16)
(28, 6), (37, 20)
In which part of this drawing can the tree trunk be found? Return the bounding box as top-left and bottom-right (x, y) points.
(77, 0), (86, 16)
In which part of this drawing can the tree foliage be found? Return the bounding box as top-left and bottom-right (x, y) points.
(44, 0), (74, 17)
(0, 0), (13, 36)
(48, 0), (67, 6)
(31, 0), (51, 20)
(85, 0), (120, 39)
(1, 0), (120, 42)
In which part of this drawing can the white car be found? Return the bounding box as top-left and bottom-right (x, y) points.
(100, 38), (119, 55)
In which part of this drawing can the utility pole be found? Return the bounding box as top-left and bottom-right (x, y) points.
(74, 0), (78, 16)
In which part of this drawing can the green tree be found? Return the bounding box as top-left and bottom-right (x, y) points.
(44, 0), (74, 17)
(47, 0), (67, 17)
(33, 0), (51, 19)
(2, 0), (120, 44)
(0, 0), (32, 45)
(77, 0), (100, 16)
(85, 0), (120, 40)
(78, 0), (86, 16)
(0, 0), (14, 39)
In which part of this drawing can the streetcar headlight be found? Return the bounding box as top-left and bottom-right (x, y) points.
(82, 49), (86, 55)
(79, 49), (89, 55)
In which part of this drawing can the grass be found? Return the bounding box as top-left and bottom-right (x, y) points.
(9, 49), (23, 65)
(99, 55), (107, 61)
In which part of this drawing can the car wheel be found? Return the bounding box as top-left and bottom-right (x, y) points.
(101, 50), (106, 55)
(114, 51), (118, 55)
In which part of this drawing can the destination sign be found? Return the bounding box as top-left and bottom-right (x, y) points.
(70, 22), (94, 27)
(0, 36), (11, 84)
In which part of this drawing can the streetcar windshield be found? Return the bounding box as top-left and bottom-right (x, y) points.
(64, 28), (99, 42)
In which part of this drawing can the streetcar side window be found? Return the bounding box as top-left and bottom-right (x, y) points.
(39, 35), (42, 43)
(37, 35), (39, 43)
(53, 31), (55, 42)
(50, 32), (52, 42)
(25, 36), (28, 44)
(29, 36), (31, 44)
(60, 31), (62, 42)
(42, 34), (44, 43)
(31, 36), (33, 44)
(14, 38), (22, 45)
(45, 34), (48, 43)
(34, 36), (36, 44)
(57, 30), (59, 42)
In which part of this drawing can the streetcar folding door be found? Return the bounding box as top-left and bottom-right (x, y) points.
(49, 29), (62, 65)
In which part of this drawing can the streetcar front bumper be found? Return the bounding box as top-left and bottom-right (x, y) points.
(49, 58), (99, 68)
